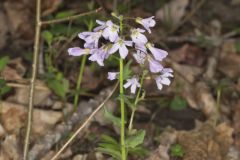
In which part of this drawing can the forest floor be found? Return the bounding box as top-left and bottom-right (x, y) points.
(0, 0), (240, 160)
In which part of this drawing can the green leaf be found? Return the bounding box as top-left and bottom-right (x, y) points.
(100, 134), (119, 145)
(0, 56), (9, 72)
(46, 76), (69, 99)
(126, 130), (146, 148)
(170, 144), (184, 157)
(170, 96), (187, 111)
(0, 79), (11, 97)
(123, 60), (132, 80)
(42, 30), (53, 46)
(128, 146), (149, 157)
(96, 147), (121, 160)
(104, 107), (121, 127)
(116, 94), (135, 110)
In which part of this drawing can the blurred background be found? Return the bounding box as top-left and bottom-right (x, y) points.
(0, 0), (240, 159)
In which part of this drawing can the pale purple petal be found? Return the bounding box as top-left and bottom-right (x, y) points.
(96, 20), (105, 25)
(89, 48), (108, 66)
(78, 32), (92, 39)
(109, 43), (120, 54)
(131, 28), (148, 44)
(68, 47), (88, 56)
(119, 45), (128, 59)
(124, 81), (132, 89)
(135, 43), (147, 53)
(137, 28), (145, 33)
(148, 59), (163, 73)
(108, 72), (119, 80)
(130, 84), (137, 94)
(156, 80), (163, 90)
(124, 41), (133, 46)
(161, 77), (171, 85)
(136, 17), (156, 33)
(109, 31), (119, 42)
(147, 43), (168, 61)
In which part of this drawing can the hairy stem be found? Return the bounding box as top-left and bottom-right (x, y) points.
(73, 55), (87, 111)
(23, 0), (42, 159)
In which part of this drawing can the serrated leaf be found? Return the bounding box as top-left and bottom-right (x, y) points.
(104, 107), (121, 127)
(42, 30), (53, 46)
(126, 130), (146, 148)
(170, 96), (187, 111)
(116, 94), (135, 110)
(128, 146), (149, 157)
(0, 56), (9, 71)
(46, 77), (69, 99)
(100, 134), (119, 145)
(123, 60), (132, 80)
(96, 147), (121, 160)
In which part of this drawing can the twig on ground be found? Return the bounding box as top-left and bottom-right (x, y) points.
(28, 83), (118, 160)
(23, 0), (42, 159)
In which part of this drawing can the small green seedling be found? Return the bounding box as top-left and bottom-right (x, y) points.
(170, 144), (184, 158)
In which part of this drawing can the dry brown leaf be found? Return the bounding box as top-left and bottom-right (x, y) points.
(0, 101), (62, 136)
(177, 122), (233, 160)
(1, 135), (21, 160)
(4, 1), (34, 40)
(0, 123), (6, 138)
(194, 82), (217, 117)
(147, 129), (177, 160)
(233, 100), (240, 148)
(155, 0), (189, 27)
(169, 44), (206, 67)
(171, 62), (203, 83)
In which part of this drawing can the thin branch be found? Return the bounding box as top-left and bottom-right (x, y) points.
(41, 7), (102, 25)
(23, 0), (42, 159)
(50, 82), (119, 160)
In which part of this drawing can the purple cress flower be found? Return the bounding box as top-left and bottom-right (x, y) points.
(88, 47), (109, 66)
(146, 43), (168, 61)
(133, 50), (146, 65)
(124, 77), (141, 94)
(107, 72), (119, 80)
(136, 16), (156, 33)
(102, 20), (120, 42)
(109, 38), (133, 59)
(155, 68), (173, 90)
(131, 28), (148, 45)
(78, 31), (102, 49)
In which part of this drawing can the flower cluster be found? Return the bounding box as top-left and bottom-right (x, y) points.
(68, 16), (173, 94)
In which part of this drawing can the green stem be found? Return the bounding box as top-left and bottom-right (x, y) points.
(118, 15), (126, 160)
(128, 72), (146, 131)
(73, 55), (87, 111)
(119, 58), (126, 160)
